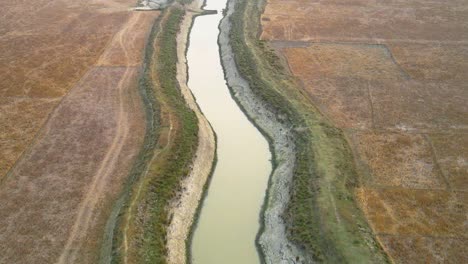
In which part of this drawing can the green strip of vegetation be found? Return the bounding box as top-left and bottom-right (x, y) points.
(138, 7), (198, 263)
(106, 6), (198, 264)
(101, 10), (165, 264)
(228, 0), (389, 262)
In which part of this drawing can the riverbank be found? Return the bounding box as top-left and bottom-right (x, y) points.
(222, 0), (389, 262)
(101, 3), (202, 263)
(219, 0), (307, 262)
(166, 0), (216, 263)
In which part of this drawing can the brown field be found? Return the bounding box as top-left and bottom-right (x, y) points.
(0, 97), (58, 179)
(0, 0), (159, 262)
(378, 236), (467, 264)
(97, 11), (157, 66)
(357, 189), (466, 236)
(261, 0), (468, 43)
(0, 67), (145, 263)
(0, 0), (137, 183)
(357, 188), (467, 263)
(352, 132), (445, 189)
(430, 134), (468, 191)
(261, 0), (468, 262)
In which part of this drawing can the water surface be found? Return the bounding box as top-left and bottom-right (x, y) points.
(188, 0), (271, 263)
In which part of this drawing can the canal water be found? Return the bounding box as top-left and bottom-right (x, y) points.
(188, 0), (271, 263)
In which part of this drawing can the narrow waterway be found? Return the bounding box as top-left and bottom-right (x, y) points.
(188, 0), (271, 263)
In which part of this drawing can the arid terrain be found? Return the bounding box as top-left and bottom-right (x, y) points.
(261, 0), (467, 262)
(1, 0), (135, 179)
(0, 0), (159, 262)
(1, 0), (466, 263)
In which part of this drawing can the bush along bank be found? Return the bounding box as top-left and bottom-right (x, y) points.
(104, 5), (199, 264)
(222, 0), (389, 263)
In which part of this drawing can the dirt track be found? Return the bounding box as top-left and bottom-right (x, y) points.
(0, 0), (140, 182)
(0, 9), (158, 264)
(58, 14), (148, 263)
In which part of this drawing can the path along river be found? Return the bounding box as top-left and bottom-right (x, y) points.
(188, 0), (271, 263)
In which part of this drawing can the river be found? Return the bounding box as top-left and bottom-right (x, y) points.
(188, 0), (272, 263)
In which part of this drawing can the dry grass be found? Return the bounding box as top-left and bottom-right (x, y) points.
(430, 134), (468, 191)
(97, 12), (158, 66)
(0, 67), (146, 263)
(260, 0), (468, 262)
(378, 236), (468, 264)
(261, 0), (468, 42)
(0, 97), (58, 179)
(0, 33), (114, 98)
(283, 43), (402, 129)
(356, 188), (466, 236)
(0, 0), (158, 262)
(352, 132), (444, 189)
(0, 0), (134, 183)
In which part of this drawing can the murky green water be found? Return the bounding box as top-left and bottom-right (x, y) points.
(188, 0), (271, 263)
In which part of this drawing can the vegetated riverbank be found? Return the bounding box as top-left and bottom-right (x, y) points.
(219, 1), (304, 263)
(166, 0), (217, 263)
(100, 2), (203, 263)
(221, 0), (390, 263)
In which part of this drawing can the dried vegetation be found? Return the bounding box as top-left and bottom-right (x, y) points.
(0, 0), (159, 262)
(261, 0), (468, 262)
(0, 0), (136, 181)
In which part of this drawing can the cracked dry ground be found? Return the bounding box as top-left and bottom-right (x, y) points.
(0, 0), (159, 262)
(261, 0), (468, 263)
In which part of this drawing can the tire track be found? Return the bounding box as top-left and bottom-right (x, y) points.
(121, 116), (174, 264)
(57, 12), (141, 264)
(120, 11), (175, 261)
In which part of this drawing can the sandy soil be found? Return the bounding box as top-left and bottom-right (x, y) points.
(0, 8), (158, 263)
(166, 1), (217, 263)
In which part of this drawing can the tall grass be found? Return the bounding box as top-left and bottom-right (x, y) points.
(108, 6), (198, 264)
